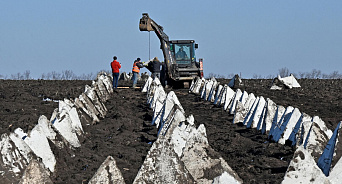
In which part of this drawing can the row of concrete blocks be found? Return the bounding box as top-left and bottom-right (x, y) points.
(0, 72), (127, 183)
(137, 76), (243, 184)
(189, 76), (342, 183)
(119, 72), (150, 81)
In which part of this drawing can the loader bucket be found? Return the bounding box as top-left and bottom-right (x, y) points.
(139, 13), (154, 31)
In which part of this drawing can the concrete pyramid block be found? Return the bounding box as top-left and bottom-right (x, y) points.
(189, 77), (205, 94)
(59, 100), (84, 136)
(181, 124), (242, 183)
(243, 96), (259, 126)
(282, 145), (329, 183)
(202, 77), (216, 101)
(261, 98), (277, 134)
(295, 114), (313, 147)
(213, 85), (223, 105)
(0, 133), (32, 177)
(268, 105), (286, 138)
(216, 84), (227, 106)
(158, 105), (186, 137)
(84, 85), (107, 118)
(223, 85), (235, 111)
(19, 159), (53, 184)
(50, 108), (81, 148)
(303, 119), (332, 161)
(247, 96), (266, 128)
(92, 77), (112, 102)
(95, 72), (113, 95)
(228, 74), (243, 88)
(317, 122), (341, 176)
(244, 93), (256, 112)
(270, 106), (294, 142)
(228, 89), (243, 115)
(88, 156), (125, 184)
(233, 100), (248, 124)
(278, 108), (302, 144)
(17, 126), (56, 172)
(133, 135), (194, 184)
(240, 91), (248, 106)
(141, 76), (153, 93)
(208, 79), (218, 102)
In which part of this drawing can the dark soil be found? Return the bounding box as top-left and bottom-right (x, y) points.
(0, 78), (341, 184)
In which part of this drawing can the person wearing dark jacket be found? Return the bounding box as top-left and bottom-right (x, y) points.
(132, 58), (144, 88)
(149, 57), (161, 80)
(111, 56), (121, 89)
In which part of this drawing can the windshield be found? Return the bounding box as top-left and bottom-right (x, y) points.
(173, 44), (191, 65)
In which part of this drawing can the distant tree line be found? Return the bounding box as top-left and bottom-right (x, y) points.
(1, 68), (341, 80)
(207, 67), (342, 79)
(0, 70), (111, 80)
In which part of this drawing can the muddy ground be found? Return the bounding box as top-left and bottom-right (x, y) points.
(0, 78), (341, 184)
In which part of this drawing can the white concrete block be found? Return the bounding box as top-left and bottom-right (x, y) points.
(223, 86), (235, 111)
(233, 101), (248, 124)
(329, 153), (342, 183)
(213, 85), (223, 105)
(282, 145), (328, 184)
(229, 89), (243, 115)
(208, 79), (218, 102)
(51, 108), (81, 148)
(268, 105), (286, 137)
(312, 116), (333, 139)
(88, 156), (125, 184)
(142, 76), (153, 93)
(250, 96), (266, 128)
(278, 108), (302, 145)
(213, 171), (241, 184)
(19, 159), (53, 184)
(262, 98), (277, 134)
(21, 126), (56, 172)
(84, 85), (107, 118)
(296, 114), (313, 147)
(243, 96), (259, 126)
(270, 106), (294, 141)
(1, 133), (30, 175)
(133, 136), (194, 184)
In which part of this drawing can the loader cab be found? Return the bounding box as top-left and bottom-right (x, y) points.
(170, 40), (198, 66)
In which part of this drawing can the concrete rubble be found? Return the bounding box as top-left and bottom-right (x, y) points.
(270, 74), (301, 90)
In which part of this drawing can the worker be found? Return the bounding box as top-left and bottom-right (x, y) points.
(149, 57), (161, 80)
(110, 56), (121, 89)
(132, 58), (144, 88)
(176, 47), (187, 59)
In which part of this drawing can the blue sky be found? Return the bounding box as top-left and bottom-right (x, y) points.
(1, 1), (341, 79)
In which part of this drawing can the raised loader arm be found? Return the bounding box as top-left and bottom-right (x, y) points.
(139, 13), (175, 80)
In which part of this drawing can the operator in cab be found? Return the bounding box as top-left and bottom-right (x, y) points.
(176, 47), (187, 59)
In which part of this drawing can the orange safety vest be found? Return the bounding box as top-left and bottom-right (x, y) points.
(132, 62), (140, 73)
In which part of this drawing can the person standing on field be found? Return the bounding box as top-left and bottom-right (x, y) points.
(111, 56), (121, 89)
(132, 58), (144, 88)
(149, 57), (161, 80)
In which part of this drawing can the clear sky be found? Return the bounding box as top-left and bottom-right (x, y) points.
(1, 1), (341, 79)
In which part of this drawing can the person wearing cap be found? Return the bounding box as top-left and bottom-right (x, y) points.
(110, 56), (121, 89)
(132, 58), (144, 88)
(149, 57), (161, 80)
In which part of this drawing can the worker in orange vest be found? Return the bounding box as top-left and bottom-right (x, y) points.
(132, 58), (144, 88)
